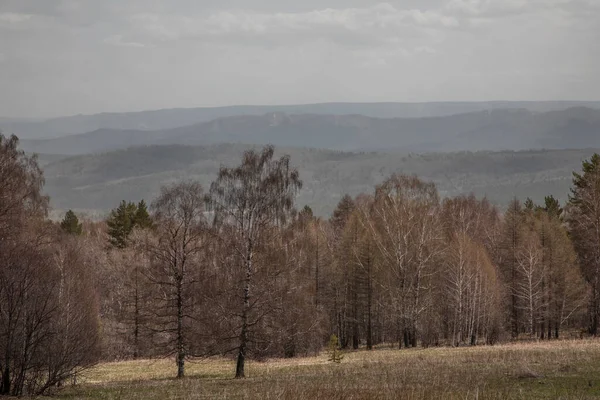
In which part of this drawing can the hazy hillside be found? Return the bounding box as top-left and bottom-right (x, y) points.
(5, 101), (600, 139)
(21, 107), (600, 155)
(42, 144), (597, 217)
(22, 129), (166, 155)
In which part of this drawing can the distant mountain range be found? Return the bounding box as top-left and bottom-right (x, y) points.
(41, 144), (597, 217)
(6, 101), (599, 217)
(3, 101), (600, 139)
(18, 107), (600, 155)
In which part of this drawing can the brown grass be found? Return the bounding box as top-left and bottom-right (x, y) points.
(54, 339), (600, 399)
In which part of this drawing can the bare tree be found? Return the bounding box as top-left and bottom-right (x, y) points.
(515, 229), (544, 337)
(206, 145), (301, 378)
(498, 198), (525, 338)
(0, 225), (100, 396)
(440, 195), (504, 345)
(276, 208), (328, 357)
(46, 233), (101, 392)
(326, 195), (356, 348)
(0, 133), (99, 396)
(534, 207), (587, 338)
(0, 134), (47, 238)
(365, 174), (444, 348)
(143, 181), (208, 378)
(351, 196), (379, 350)
(568, 154), (600, 335)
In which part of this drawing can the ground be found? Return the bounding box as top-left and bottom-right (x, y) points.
(54, 340), (600, 399)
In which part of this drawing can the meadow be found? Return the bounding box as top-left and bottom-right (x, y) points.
(55, 339), (600, 399)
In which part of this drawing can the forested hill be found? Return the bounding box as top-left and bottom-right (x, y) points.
(41, 144), (596, 217)
(5, 100), (600, 139)
(19, 107), (600, 155)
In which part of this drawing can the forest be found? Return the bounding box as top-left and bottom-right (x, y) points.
(2, 132), (600, 396)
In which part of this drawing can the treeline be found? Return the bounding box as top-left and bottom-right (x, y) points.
(2, 135), (600, 391)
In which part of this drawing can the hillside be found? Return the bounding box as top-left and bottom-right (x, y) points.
(42, 144), (596, 217)
(20, 107), (600, 156)
(5, 101), (600, 139)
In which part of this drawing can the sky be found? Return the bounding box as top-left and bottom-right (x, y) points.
(0, 0), (599, 118)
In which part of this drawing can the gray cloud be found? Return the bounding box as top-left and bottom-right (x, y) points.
(103, 34), (149, 48)
(128, 4), (459, 45)
(0, 12), (32, 23)
(0, 0), (598, 118)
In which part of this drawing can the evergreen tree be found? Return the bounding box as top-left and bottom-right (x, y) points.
(134, 200), (153, 229)
(60, 209), (83, 235)
(542, 196), (563, 219)
(524, 197), (535, 211)
(106, 200), (137, 248)
(299, 205), (314, 220)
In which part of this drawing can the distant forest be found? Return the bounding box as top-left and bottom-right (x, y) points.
(37, 145), (600, 217)
(2, 132), (600, 395)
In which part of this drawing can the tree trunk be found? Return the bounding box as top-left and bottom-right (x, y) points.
(315, 232), (319, 307)
(236, 242), (252, 379)
(134, 264), (140, 360)
(176, 277), (185, 379)
(352, 279), (359, 350)
(592, 282), (599, 336)
(1, 364), (10, 395)
(411, 323), (418, 348)
(366, 255), (373, 350)
(511, 221), (519, 339)
(235, 318), (248, 378)
(403, 327), (410, 349)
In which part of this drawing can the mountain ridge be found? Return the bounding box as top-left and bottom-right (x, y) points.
(19, 107), (600, 155)
(4, 100), (600, 139)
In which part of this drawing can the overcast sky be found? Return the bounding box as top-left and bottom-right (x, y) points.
(1, 0), (598, 118)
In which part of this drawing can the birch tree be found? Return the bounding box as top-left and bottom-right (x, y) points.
(206, 145), (301, 378)
(144, 181), (208, 379)
(365, 174), (443, 348)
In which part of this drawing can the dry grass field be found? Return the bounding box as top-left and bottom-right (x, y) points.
(54, 340), (600, 399)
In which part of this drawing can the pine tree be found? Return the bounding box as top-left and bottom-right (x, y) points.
(60, 209), (83, 235)
(542, 196), (563, 219)
(134, 200), (153, 229)
(299, 205), (314, 220)
(524, 198), (535, 211)
(106, 200), (137, 248)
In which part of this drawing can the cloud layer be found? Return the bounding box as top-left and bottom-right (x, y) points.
(0, 0), (598, 117)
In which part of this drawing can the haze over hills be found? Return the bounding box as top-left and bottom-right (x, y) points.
(41, 144), (596, 217)
(8, 100), (600, 217)
(3, 101), (600, 139)
(19, 106), (600, 155)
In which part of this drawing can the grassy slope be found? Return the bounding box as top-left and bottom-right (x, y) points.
(56, 340), (600, 399)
